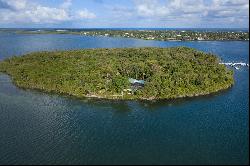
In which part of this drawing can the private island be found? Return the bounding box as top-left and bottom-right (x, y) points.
(0, 47), (234, 100)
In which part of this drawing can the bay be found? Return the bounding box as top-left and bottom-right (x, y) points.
(0, 33), (248, 165)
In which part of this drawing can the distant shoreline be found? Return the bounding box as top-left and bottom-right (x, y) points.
(18, 33), (249, 42)
(0, 27), (249, 31)
(12, 32), (250, 42)
(0, 28), (248, 42)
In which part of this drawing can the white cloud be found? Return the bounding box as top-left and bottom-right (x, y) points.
(0, 0), (96, 25)
(132, 0), (249, 26)
(0, 0), (27, 10)
(60, 0), (72, 9)
(76, 9), (96, 19)
(0, 0), (248, 28)
(135, 0), (169, 17)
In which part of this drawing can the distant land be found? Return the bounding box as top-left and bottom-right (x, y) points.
(1, 28), (247, 41)
(0, 47), (234, 100)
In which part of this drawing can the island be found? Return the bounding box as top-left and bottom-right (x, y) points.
(2, 28), (249, 41)
(0, 47), (234, 100)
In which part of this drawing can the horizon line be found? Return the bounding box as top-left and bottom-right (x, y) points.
(0, 27), (249, 29)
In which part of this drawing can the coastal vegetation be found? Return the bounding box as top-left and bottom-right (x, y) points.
(0, 47), (234, 100)
(12, 29), (249, 41)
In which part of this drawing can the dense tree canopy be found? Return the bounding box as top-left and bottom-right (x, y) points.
(0, 47), (234, 100)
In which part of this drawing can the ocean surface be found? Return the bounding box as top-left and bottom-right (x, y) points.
(0, 33), (249, 165)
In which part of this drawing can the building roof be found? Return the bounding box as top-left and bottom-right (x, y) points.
(129, 78), (145, 84)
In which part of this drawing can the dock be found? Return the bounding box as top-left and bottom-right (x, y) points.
(219, 62), (249, 70)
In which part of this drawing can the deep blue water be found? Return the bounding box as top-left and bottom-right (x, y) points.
(0, 33), (249, 165)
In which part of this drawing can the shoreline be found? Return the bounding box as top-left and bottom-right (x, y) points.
(0, 47), (234, 102)
(14, 32), (249, 42)
(0, 72), (234, 102)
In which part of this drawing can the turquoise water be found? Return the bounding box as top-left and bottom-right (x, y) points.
(0, 33), (249, 165)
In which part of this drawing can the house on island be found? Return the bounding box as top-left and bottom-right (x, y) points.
(124, 78), (145, 95)
(129, 78), (145, 89)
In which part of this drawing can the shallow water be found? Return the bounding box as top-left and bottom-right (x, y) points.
(0, 33), (249, 164)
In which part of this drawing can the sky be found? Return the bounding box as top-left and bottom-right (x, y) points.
(0, 0), (249, 28)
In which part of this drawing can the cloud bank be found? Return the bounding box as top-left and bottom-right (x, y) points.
(0, 0), (248, 28)
(0, 0), (96, 25)
(132, 0), (249, 26)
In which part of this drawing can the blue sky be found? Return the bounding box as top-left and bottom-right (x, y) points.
(0, 0), (249, 28)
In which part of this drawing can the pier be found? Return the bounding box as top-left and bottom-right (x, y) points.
(219, 62), (249, 70)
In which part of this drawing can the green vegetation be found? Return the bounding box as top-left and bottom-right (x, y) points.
(14, 29), (249, 41)
(0, 47), (234, 100)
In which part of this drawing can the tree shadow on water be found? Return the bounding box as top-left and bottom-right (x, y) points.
(136, 87), (233, 111)
(72, 87), (232, 113)
(0, 72), (233, 113)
